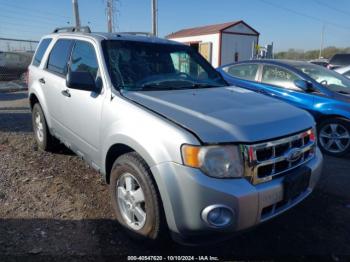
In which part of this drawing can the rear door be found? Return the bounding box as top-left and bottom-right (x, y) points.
(40, 39), (74, 136)
(59, 39), (105, 163)
(257, 64), (315, 111)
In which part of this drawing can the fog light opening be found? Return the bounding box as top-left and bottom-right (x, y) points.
(202, 205), (234, 228)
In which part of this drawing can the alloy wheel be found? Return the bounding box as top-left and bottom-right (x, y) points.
(319, 123), (350, 154)
(35, 112), (44, 142)
(116, 173), (147, 231)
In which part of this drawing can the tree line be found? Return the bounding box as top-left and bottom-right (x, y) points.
(274, 46), (350, 60)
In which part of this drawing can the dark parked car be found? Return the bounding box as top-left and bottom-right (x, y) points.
(327, 54), (350, 70)
(0, 51), (33, 80)
(218, 60), (350, 157)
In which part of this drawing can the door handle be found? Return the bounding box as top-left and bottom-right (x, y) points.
(61, 89), (71, 97)
(39, 78), (46, 84)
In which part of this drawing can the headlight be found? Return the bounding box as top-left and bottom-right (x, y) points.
(181, 145), (244, 178)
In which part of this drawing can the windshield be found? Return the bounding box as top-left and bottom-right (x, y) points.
(102, 40), (227, 91)
(295, 63), (350, 93)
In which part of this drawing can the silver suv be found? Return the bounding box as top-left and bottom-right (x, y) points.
(28, 27), (323, 244)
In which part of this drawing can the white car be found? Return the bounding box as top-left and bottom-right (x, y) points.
(335, 66), (350, 79)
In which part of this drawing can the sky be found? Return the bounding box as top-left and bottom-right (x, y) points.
(0, 0), (349, 52)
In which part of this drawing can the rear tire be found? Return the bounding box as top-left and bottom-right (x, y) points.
(109, 152), (167, 241)
(318, 118), (350, 157)
(32, 103), (58, 152)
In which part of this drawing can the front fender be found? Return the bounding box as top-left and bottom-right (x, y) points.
(100, 96), (200, 175)
(315, 101), (350, 121)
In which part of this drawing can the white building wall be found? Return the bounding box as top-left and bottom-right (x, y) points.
(221, 33), (259, 65)
(168, 33), (220, 68)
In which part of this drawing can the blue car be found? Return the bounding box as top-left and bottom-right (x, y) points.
(217, 60), (350, 157)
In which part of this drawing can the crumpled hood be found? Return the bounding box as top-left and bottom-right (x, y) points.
(123, 86), (315, 143)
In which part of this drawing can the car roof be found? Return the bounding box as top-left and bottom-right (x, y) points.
(220, 59), (311, 68)
(42, 31), (181, 46)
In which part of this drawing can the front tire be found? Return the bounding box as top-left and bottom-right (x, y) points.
(318, 118), (350, 157)
(109, 152), (166, 240)
(32, 103), (57, 151)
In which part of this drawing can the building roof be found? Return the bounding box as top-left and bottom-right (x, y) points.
(166, 20), (259, 39)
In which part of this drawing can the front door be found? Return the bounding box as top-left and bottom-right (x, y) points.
(258, 64), (315, 112)
(60, 40), (105, 163)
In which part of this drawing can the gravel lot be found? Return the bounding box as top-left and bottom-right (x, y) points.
(1, 91), (350, 261)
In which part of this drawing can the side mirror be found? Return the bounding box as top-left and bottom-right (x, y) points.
(66, 71), (96, 91)
(294, 79), (314, 92)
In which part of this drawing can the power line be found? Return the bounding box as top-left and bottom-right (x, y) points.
(0, 4), (70, 22)
(0, 4), (70, 21)
(0, 24), (49, 33)
(0, 1), (71, 20)
(261, 0), (350, 31)
(0, 21), (53, 30)
(313, 0), (350, 17)
(0, 13), (65, 26)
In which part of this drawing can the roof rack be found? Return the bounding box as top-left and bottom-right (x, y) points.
(116, 32), (153, 37)
(52, 26), (91, 34)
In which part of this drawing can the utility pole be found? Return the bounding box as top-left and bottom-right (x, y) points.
(151, 0), (158, 36)
(107, 0), (113, 33)
(319, 24), (326, 59)
(72, 0), (81, 28)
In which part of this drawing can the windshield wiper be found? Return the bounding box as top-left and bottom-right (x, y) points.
(336, 90), (350, 95)
(141, 83), (183, 91)
(189, 83), (224, 88)
(138, 80), (225, 91)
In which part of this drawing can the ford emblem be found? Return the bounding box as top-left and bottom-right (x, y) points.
(285, 148), (303, 163)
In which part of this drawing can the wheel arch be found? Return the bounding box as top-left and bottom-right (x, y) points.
(104, 140), (158, 184)
(28, 90), (53, 128)
(104, 143), (135, 184)
(316, 114), (350, 128)
(29, 93), (39, 110)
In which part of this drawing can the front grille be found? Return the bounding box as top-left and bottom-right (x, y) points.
(242, 129), (316, 185)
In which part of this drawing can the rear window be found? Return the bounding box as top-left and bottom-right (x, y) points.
(330, 54), (350, 66)
(32, 38), (52, 67)
(46, 39), (74, 76)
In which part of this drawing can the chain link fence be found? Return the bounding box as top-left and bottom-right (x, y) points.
(0, 38), (38, 92)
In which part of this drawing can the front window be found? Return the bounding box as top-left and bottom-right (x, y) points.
(70, 41), (99, 79)
(295, 63), (350, 93)
(222, 64), (259, 81)
(102, 40), (226, 91)
(261, 65), (301, 91)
